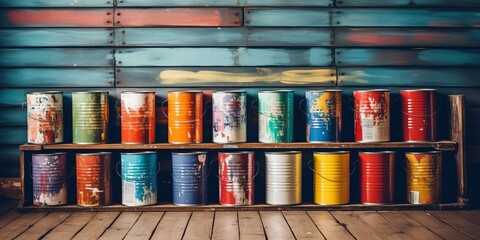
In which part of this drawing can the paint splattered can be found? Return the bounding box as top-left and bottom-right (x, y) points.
(27, 91), (63, 144)
(32, 153), (68, 206)
(313, 151), (350, 205)
(76, 152), (112, 207)
(72, 91), (109, 144)
(121, 91), (156, 144)
(258, 90), (294, 143)
(359, 151), (395, 205)
(172, 152), (208, 206)
(218, 152), (255, 206)
(401, 89), (436, 142)
(265, 151), (302, 205)
(121, 152), (157, 206)
(168, 91), (203, 143)
(305, 90), (342, 142)
(354, 89), (390, 142)
(406, 151), (442, 204)
(212, 91), (247, 143)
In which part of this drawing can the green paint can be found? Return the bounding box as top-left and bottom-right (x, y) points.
(258, 90), (294, 143)
(72, 91), (109, 144)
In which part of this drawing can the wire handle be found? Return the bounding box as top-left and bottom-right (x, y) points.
(30, 163), (74, 184)
(22, 102), (63, 123)
(347, 98), (390, 114)
(116, 101), (152, 123)
(307, 159), (356, 183)
(170, 159), (215, 184)
(161, 99), (210, 123)
(299, 99), (307, 115)
(216, 162), (260, 182)
(251, 99), (258, 116)
(116, 161), (161, 178)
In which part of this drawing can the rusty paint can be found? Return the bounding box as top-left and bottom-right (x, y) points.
(313, 151), (350, 205)
(212, 91), (247, 143)
(72, 91), (109, 144)
(305, 90), (342, 142)
(354, 89), (390, 142)
(400, 89), (436, 142)
(32, 153), (68, 206)
(265, 151), (302, 205)
(359, 151), (395, 205)
(258, 90), (294, 143)
(168, 91), (203, 143)
(76, 152), (112, 207)
(172, 152), (208, 206)
(406, 151), (442, 204)
(27, 91), (63, 144)
(121, 152), (157, 206)
(218, 152), (255, 206)
(121, 91), (156, 144)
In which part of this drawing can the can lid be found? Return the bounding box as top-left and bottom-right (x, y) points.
(27, 91), (63, 95)
(172, 152), (207, 156)
(121, 91), (156, 94)
(306, 89), (342, 93)
(218, 151), (254, 155)
(359, 151), (395, 154)
(405, 151), (442, 155)
(265, 151), (302, 155)
(400, 89), (436, 92)
(32, 152), (68, 156)
(73, 91), (109, 94)
(76, 152), (112, 156)
(168, 90), (203, 94)
(313, 151), (350, 154)
(258, 90), (294, 93)
(121, 151), (157, 155)
(353, 89), (390, 93)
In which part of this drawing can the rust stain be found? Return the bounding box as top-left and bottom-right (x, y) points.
(7, 10), (112, 27)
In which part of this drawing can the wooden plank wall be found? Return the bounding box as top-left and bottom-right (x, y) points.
(0, 0), (479, 204)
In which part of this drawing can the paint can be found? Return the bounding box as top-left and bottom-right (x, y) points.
(406, 151), (442, 204)
(76, 152), (112, 207)
(265, 151), (302, 205)
(218, 152), (255, 206)
(305, 90), (342, 142)
(171, 152), (208, 206)
(167, 91), (203, 143)
(121, 91), (156, 144)
(26, 91), (63, 144)
(32, 153), (68, 206)
(313, 151), (350, 205)
(212, 91), (247, 143)
(121, 152), (157, 206)
(72, 91), (109, 144)
(359, 151), (395, 205)
(258, 90), (294, 143)
(354, 89), (390, 142)
(400, 89), (436, 142)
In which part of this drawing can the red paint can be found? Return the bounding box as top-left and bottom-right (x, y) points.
(121, 91), (156, 144)
(218, 152), (255, 206)
(359, 151), (395, 204)
(400, 89), (436, 142)
(76, 152), (112, 206)
(354, 89), (390, 142)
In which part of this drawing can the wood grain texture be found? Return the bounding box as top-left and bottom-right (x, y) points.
(0, 0), (111, 7)
(331, 211), (384, 240)
(283, 211), (325, 239)
(337, 0), (480, 7)
(117, 0), (333, 7)
(238, 212), (265, 240)
(212, 212), (239, 240)
(307, 211), (354, 240)
(72, 212), (120, 240)
(427, 211), (480, 239)
(43, 212), (97, 240)
(99, 212), (141, 240)
(245, 9), (329, 27)
(124, 212), (164, 240)
(259, 212), (295, 239)
(450, 96), (467, 199)
(115, 8), (241, 27)
(379, 211), (442, 240)
(0, 9), (113, 27)
(0, 208), (22, 229)
(401, 211), (472, 240)
(0, 49), (113, 67)
(0, 108), (25, 126)
(151, 212), (191, 240)
(352, 211), (411, 240)
(183, 212), (214, 240)
(0, 212), (47, 239)
(14, 212), (72, 240)
(0, 127), (26, 144)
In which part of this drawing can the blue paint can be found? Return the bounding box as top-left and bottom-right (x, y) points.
(121, 151), (157, 206)
(172, 152), (208, 206)
(32, 153), (68, 206)
(305, 90), (342, 142)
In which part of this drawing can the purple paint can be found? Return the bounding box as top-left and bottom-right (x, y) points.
(212, 91), (247, 143)
(32, 153), (68, 206)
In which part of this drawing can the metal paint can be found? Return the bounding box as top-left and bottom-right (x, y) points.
(72, 91), (109, 144)
(258, 90), (294, 143)
(359, 151), (395, 205)
(76, 152), (112, 207)
(172, 152), (208, 206)
(406, 151), (442, 204)
(121, 91), (156, 144)
(400, 89), (436, 142)
(27, 91), (63, 144)
(265, 151), (302, 205)
(313, 151), (350, 205)
(354, 89), (390, 142)
(168, 91), (203, 143)
(212, 91), (247, 143)
(121, 152), (157, 206)
(32, 153), (68, 206)
(305, 90), (342, 142)
(218, 152), (255, 206)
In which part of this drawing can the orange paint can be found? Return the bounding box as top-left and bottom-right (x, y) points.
(121, 91), (156, 144)
(167, 91), (203, 143)
(76, 152), (112, 207)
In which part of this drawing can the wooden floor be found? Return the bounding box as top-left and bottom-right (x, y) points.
(1, 200), (480, 240)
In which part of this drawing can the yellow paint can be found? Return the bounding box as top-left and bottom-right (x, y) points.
(313, 151), (350, 205)
(406, 151), (442, 204)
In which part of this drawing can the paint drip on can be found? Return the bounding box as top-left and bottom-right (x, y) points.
(32, 153), (68, 206)
(305, 90), (342, 142)
(258, 90), (294, 143)
(354, 89), (390, 142)
(406, 151), (442, 204)
(27, 91), (63, 144)
(218, 152), (255, 206)
(121, 91), (156, 144)
(72, 91), (109, 144)
(212, 91), (247, 143)
(76, 152), (112, 207)
(121, 152), (157, 206)
(172, 152), (208, 206)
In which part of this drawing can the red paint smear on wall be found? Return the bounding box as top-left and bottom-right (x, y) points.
(346, 33), (407, 46)
(7, 10), (112, 27)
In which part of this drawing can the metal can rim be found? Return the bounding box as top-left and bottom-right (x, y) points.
(405, 151), (442, 155)
(121, 151), (157, 155)
(313, 151), (350, 154)
(265, 151), (302, 155)
(305, 89), (342, 93)
(354, 89), (390, 93)
(27, 91), (63, 95)
(72, 91), (109, 94)
(212, 90), (247, 94)
(121, 91), (156, 94)
(400, 89), (436, 92)
(32, 152), (68, 156)
(218, 151), (254, 155)
(172, 152), (207, 156)
(258, 90), (294, 93)
(168, 90), (203, 94)
(359, 151), (395, 154)
(76, 152), (112, 156)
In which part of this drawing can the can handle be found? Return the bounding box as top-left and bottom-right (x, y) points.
(307, 160), (353, 183)
(251, 99), (258, 116)
(215, 161), (260, 182)
(116, 161), (161, 178)
(347, 98), (390, 114)
(161, 99), (205, 123)
(22, 101), (63, 123)
(299, 99), (307, 115)
(170, 159), (214, 184)
(30, 163), (75, 184)
(115, 101), (151, 123)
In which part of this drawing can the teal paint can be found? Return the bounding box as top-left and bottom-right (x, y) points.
(121, 152), (157, 206)
(72, 91), (109, 144)
(258, 90), (294, 143)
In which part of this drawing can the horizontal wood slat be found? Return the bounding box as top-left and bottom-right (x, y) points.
(0, 49), (113, 67)
(245, 9), (330, 27)
(117, 0), (333, 7)
(0, 109), (26, 126)
(337, 0), (480, 7)
(0, 0), (112, 7)
(115, 8), (242, 27)
(0, 128), (26, 144)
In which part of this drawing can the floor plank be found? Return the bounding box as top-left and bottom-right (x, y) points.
(15, 212), (71, 240)
(428, 211), (480, 239)
(457, 210), (480, 227)
(379, 211), (442, 240)
(259, 211), (295, 240)
(151, 212), (191, 240)
(331, 211), (384, 240)
(183, 212), (214, 240)
(283, 211), (325, 240)
(354, 211), (411, 240)
(43, 212), (97, 240)
(0, 199), (17, 214)
(238, 211), (265, 240)
(402, 211), (472, 240)
(0, 212), (47, 239)
(99, 212), (141, 240)
(124, 212), (164, 240)
(71, 212), (120, 240)
(307, 211), (354, 240)
(212, 212), (239, 240)
(0, 207), (22, 229)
